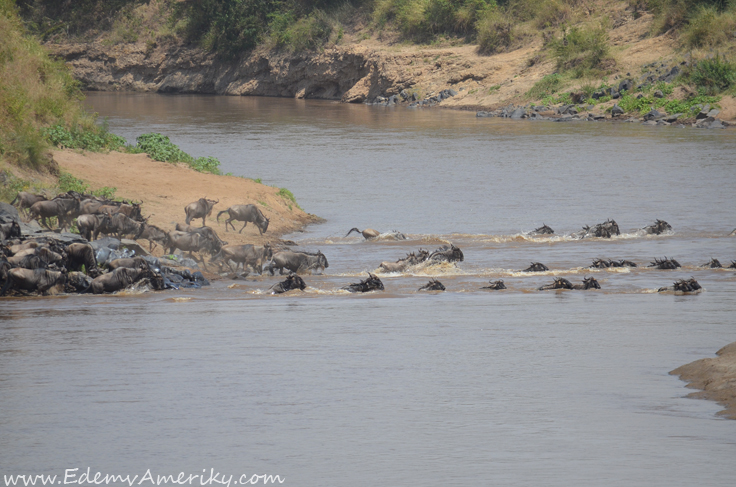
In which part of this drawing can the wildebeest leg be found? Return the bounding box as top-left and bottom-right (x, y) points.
(239, 221), (248, 234)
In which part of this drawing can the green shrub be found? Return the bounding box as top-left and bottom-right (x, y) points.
(476, 8), (514, 54)
(681, 6), (736, 47)
(43, 123), (126, 152)
(526, 73), (563, 99)
(550, 23), (612, 77)
(689, 55), (736, 94)
(133, 133), (221, 175)
(58, 171), (118, 197)
(277, 187), (301, 209)
(271, 10), (333, 52)
(0, 170), (30, 203)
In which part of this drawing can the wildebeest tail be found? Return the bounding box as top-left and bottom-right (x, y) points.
(216, 209), (229, 223)
(10, 193), (19, 207)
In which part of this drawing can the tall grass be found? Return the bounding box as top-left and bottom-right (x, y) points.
(550, 23), (613, 77)
(688, 54), (736, 94)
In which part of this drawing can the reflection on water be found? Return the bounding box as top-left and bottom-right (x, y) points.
(1, 94), (735, 486)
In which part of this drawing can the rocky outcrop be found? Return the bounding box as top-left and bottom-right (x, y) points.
(48, 42), (416, 102)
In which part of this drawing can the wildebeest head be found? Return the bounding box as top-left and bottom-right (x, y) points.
(673, 278), (701, 293)
(701, 258), (721, 268)
(482, 279), (506, 290)
(419, 279), (445, 291)
(580, 277), (601, 289)
(533, 223), (554, 235)
(523, 262), (549, 272)
(317, 250), (328, 269)
(539, 277), (573, 291)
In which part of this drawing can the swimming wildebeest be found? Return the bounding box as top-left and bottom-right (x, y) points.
(539, 276), (600, 290)
(0, 220), (21, 242)
(379, 249), (429, 273)
(701, 258), (722, 268)
(648, 257), (681, 269)
(590, 259), (637, 268)
(346, 228), (381, 239)
(27, 193), (81, 230)
(642, 219), (672, 235)
(270, 273), (307, 294)
(522, 262), (549, 272)
(217, 204), (270, 235)
(89, 266), (153, 294)
(573, 219), (621, 239)
(418, 279), (445, 291)
(481, 279), (507, 290)
(658, 278), (702, 293)
(266, 250), (329, 275)
(184, 197), (218, 226)
(530, 224), (554, 235)
(213, 244), (273, 274)
(343, 273), (384, 293)
(1, 268), (67, 296)
(428, 244), (464, 263)
(11, 191), (47, 217)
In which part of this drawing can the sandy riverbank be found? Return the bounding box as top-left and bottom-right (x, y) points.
(53, 149), (321, 252)
(670, 342), (736, 419)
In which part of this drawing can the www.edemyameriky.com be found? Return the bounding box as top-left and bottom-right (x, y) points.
(4, 468), (285, 486)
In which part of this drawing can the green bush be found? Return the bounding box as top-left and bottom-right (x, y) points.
(271, 10), (333, 52)
(58, 171), (117, 197)
(550, 23), (612, 77)
(689, 55), (736, 94)
(277, 187), (301, 209)
(476, 8), (514, 54)
(681, 6), (736, 48)
(375, 0), (495, 40)
(133, 133), (221, 175)
(43, 123), (126, 152)
(0, 170), (30, 203)
(526, 73), (563, 99)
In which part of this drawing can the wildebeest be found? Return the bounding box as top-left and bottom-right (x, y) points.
(573, 219), (621, 239)
(165, 231), (215, 263)
(343, 273), (384, 293)
(481, 279), (507, 290)
(76, 213), (112, 241)
(89, 266), (152, 294)
(419, 279), (445, 291)
(27, 193), (81, 230)
(97, 202), (143, 221)
(184, 197), (218, 226)
(8, 246), (65, 269)
(522, 262), (549, 272)
(0, 220), (21, 242)
(174, 224), (226, 253)
(729, 261), (736, 269)
(701, 258), (722, 268)
(346, 227), (380, 239)
(730, 228), (736, 236)
(11, 191), (47, 217)
(648, 257), (681, 269)
(379, 249), (429, 273)
(530, 224), (554, 235)
(642, 219), (672, 235)
(65, 271), (92, 293)
(217, 204), (270, 234)
(108, 256), (149, 271)
(1, 268), (67, 296)
(65, 243), (98, 275)
(270, 273), (306, 294)
(539, 276), (600, 290)
(107, 213), (146, 240)
(658, 278), (702, 293)
(266, 250), (328, 275)
(137, 224), (168, 252)
(213, 243), (273, 274)
(590, 259), (637, 268)
(428, 244), (464, 263)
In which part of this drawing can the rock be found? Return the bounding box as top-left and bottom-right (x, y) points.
(707, 108), (720, 118)
(121, 238), (151, 256)
(653, 90), (664, 98)
(636, 93), (644, 99)
(625, 117), (639, 122)
(592, 91), (605, 100)
(696, 104), (711, 119)
(643, 109), (661, 121)
(656, 120), (670, 126)
(611, 105), (624, 117)
(662, 66), (680, 83)
(90, 237), (122, 251)
(642, 120), (658, 126)
(399, 90), (409, 100)
(510, 108), (526, 119)
(708, 120), (726, 129)
(611, 89), (620, 99)
(664, 113), (683, 123)
(618, 79), (633, 92)
(476, 111), (492, 117)
(0, 202), (20, 224)
(447, 89), (458, 96)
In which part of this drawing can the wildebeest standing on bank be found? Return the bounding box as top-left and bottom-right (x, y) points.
(27, 193), (81, 230)
(64, 243), (98, 276)
(184, 197), (218, 226)
(11, 191), (46, 217)
(217, 204), (270, 234)
(76, 214), (111, 241)
(1, 268), (67, 296)
(137, 224), (168, 251)
(213, 243), (273, 274)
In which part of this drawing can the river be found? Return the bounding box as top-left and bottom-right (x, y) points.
(1, 93), (735, 486)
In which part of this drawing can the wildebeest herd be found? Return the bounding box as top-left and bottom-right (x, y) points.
(1, 195), (734, 297)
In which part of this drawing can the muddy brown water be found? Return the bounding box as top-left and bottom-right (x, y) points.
(1, 93), (735, 486)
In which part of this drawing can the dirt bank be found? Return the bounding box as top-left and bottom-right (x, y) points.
(670, 342), (736, 419)
(46, 5), (736, 120)
(54, 149), (321, 252)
